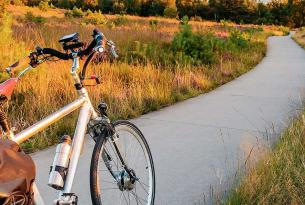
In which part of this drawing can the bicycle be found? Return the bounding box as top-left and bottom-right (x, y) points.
(0, 29), (155, 205)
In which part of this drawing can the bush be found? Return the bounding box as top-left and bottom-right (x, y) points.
(149, 19), (158, 29)
(38, 0), (50, 11)
(228, 29), (248, 49)
(279, 26), (290, 35)
(171, 19), (215, 65)
(64, 10), (73, 18)
(163, 6), (178, 18)
(25, 11), (47, 24)
(84, 11), (107, 25)
(71, 7), (84, 18)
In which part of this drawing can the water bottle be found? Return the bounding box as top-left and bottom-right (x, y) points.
(48, 135), (72, 190)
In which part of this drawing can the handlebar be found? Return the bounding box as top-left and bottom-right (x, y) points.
(42, 48), (72, 60)
(37, 29), (118, 61)
(4, 29), (118, 78)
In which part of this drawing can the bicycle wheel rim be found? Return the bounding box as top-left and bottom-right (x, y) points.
(96, 122), (155, 205)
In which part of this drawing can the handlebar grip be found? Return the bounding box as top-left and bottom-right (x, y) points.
(42, 48), (71, 60)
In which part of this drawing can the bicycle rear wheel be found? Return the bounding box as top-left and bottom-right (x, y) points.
(90, 120), (155, 205)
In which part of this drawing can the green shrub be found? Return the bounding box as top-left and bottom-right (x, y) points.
(149, 19), (158, 29)
(171, 19), (215, 65)
(84, 11), (107, 25)
(279, 26), (290, 35)
(71, 7), (84, 18)
(163, 6), (178, 18)
(64, 10), (73, 18)
(228, 29), (248, 49)
(25, 11), (47, 24)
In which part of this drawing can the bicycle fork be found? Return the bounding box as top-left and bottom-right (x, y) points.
(101, 133), (138, 192)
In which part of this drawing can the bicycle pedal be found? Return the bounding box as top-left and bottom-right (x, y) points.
(54, 193), (78, 205)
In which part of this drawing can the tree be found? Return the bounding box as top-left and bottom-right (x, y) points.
(176, 0), (205, 18)
(268, 0), (290, 25)
(124, 0), (142, 14)
(99, 0), (113, 13)
(289, 0), (305, 27)
(83, 0), (98, 8)
(141, 0), (167, 16)
(207, 0), (256, 23)
(164, 5), (178, 18)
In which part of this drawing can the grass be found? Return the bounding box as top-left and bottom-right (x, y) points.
(225, 29), (305, 205)
(292, 28), (305, 48)
(226, 112), (305, 205)
(0, 5), (288, 153)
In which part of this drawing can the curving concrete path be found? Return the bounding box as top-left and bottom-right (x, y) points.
(32, 35), (305, 204)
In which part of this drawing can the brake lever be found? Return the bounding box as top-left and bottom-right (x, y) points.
(106, 40), (119, 59)
(4, 61), (19, 77)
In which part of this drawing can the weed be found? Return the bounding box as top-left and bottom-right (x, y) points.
(71, 6), (84, 18)
(228, 29), (248, 49)
(25, 11), (47, 24)
(84, 11), (107, 25)
(163, 6), (178, 19)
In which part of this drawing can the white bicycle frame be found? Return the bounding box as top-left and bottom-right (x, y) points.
(7, 57), (100, 205)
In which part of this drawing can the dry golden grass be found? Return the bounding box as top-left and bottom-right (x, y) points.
(293, 28), (305, 47)
(0, 6), (286, 152)
(226, 112), (305, 205)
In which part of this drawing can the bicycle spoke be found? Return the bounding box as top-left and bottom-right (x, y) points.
(131, 191), (146, 205)
(122, 192), (129, 205)
(94, 122), (154, 205)
(137, 181), (149, 195)
(128, 192), (131, 205)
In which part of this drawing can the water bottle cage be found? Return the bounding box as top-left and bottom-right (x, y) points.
(49, 165), (68, 189)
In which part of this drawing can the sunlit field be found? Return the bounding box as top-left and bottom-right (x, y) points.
(0, 5), (288, 152)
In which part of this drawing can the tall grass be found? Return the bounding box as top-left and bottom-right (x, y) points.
(292, 28), (305, 48)
(226, 112), (305, 205)
(225, 30), (305, 205)
(0, 5), (286, 152)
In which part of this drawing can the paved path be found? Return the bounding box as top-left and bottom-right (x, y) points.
(32, 35), (305, 204)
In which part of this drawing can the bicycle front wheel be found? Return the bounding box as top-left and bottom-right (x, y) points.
(90, 120), (155, 205)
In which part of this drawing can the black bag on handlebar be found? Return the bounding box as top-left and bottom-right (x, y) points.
(0, 139), (36, 205)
